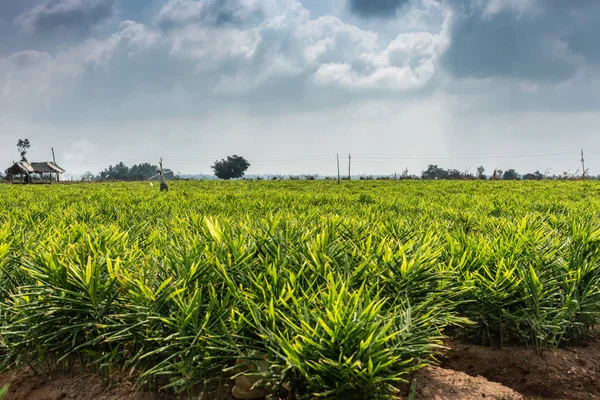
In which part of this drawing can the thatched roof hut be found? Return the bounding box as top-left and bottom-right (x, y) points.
(5, 162), (65, 183)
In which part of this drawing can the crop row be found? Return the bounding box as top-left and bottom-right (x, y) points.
(0, 181), (599, 398)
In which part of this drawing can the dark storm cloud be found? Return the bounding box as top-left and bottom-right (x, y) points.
(441, 0), (600, 82)
(16, 0), (115, 35)
(347, 0), (410, 18)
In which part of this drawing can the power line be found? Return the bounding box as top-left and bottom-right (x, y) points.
(1, 150), (591, 171)
(355, 153), (577, 160)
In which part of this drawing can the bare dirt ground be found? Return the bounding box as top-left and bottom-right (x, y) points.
(441, 337), (600, 400)
(0, 371), (238, 400)
(2, 337), (599, 400)
(402, 366), (526, 400)
(0, 371), (163, 400)
(0, 368), (523, 400)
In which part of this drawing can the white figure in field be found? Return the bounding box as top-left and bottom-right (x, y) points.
(148, 159), (169, 192)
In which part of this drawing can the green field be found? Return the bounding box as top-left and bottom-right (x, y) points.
(1, 181), (600, 398)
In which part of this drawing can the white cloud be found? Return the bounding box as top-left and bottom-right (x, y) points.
(156, 0), (295, 27)
(314, 29), (446, 90)
(385, 32), (440, 67)
(168, 25), (260, 65)
(314, 61), (435, 90)
(0, 49), (79, 109)
(160, 2), (443, 93)
(84, 21), (160, 64)
(152, 0), (449, 94)
(2, 0), (449, 116)
(0, 20), (161, 112)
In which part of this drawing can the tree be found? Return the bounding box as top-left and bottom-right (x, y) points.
(447, 169), (463, 179)
(97, 162), (172, 181)
(212, 155), (250, 180)
(477, 166), (486, 180)
(129, 163), (160, 181)
(99, 162), (130, 180)
(462, 167), (476, 180)
(400, 167), (410, 179)
(81, 171), (94, 181)
(522, 170), (544, 180)
(17, 139), (30, 162)
(502, 169), (520, 180)
(421, 165), (448, 180)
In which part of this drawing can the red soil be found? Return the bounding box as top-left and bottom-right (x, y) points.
(405, 366), (526, 400)
(441, 338), (600, 400)
(2, 337), (599, 400)
(0, 370), (151, 400)
(0, 368), (523, 400)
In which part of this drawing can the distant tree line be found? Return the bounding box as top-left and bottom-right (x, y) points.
(93, 156), (251, 181)
(95, 162), (175, 181)
(420, 165), (569, 181)
(78, 156), (252, 182)
(2, 140), (595, 183)
(42, 158), (596, 183)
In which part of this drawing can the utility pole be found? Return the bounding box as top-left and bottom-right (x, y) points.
(51, 147), (59, 182)
(337, 154), (340, 184)
(581, 149), (586, 178)
(348, 153), (351, 180)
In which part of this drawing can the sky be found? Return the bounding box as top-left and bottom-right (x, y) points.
(1, 0), (600, 178)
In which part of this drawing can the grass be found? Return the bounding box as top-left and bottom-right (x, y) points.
(0, 180), (599, 398)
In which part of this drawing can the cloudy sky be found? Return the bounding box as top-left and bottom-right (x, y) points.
(2, 0), (600, 177)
